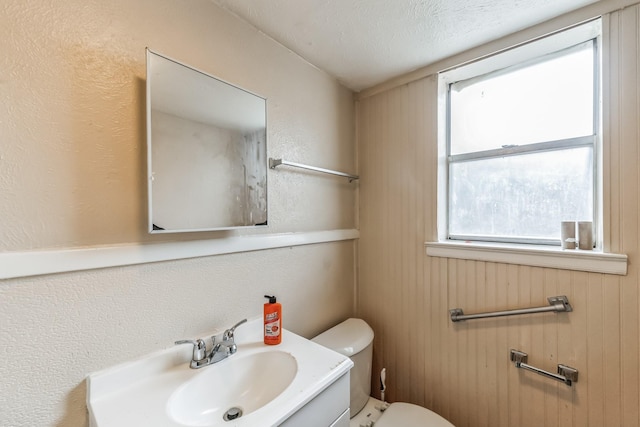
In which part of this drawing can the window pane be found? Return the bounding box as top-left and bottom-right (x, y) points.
(449, 147), (593, 241)
(450, 42), (594, 155)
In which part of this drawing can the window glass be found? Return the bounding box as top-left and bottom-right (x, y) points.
(449, 147), (593, 241)
(450, 42), (594, 156)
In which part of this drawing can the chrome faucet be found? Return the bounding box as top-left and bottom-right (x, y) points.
(175, 318), (247, 369)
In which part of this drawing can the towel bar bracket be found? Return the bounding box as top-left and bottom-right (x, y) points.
(449, 308), (464, 318)
(510, 349), (528, 365)
(557, 365), (579, 384)
(547, 295), (573, 312)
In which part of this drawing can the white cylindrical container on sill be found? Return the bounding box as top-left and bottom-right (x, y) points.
(561, 221), (576, 249)
(578, 221), (593, 250)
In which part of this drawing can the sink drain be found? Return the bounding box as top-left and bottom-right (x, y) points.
(223, 407), (243, 421)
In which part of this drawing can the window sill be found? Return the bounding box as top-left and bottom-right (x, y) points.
(425, 241), (627, 275)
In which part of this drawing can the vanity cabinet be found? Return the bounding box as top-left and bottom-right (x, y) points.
(279, 373), (350, 427)
(329, 409), (350, 427)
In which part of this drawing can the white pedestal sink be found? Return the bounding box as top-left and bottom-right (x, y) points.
(86, 317), (353, 427)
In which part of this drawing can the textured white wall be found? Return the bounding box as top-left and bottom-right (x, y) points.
(0, 1), (356, 426)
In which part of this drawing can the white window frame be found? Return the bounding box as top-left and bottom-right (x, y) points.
(428, 18), (628, 275)
(446, 39), (599, 246)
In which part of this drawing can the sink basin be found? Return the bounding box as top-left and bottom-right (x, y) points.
(86, 317), (353, 427)
(167, 351), (297, 426)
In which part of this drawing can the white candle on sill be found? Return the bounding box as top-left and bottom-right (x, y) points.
(561, 221), (576, 250)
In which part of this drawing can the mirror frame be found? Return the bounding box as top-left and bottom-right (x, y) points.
(146, 49), (268, 233)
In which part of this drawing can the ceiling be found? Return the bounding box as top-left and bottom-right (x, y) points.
(212, 0), (601, 91)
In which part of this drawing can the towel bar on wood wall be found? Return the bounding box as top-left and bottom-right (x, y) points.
(510, 349), (578, 386)
(449, 295), (572, 322)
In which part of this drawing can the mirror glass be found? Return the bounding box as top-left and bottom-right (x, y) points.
(146, 49), (267, 233)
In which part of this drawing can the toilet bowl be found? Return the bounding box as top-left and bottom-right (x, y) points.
(312, 318), (455, 427)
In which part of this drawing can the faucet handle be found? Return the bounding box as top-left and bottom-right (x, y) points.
(175, 339), (207, 361)
(210, 334), (221, 352)
(223, 318), (248, 340)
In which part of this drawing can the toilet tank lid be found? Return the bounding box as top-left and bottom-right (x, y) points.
(311, 318), (374, 357)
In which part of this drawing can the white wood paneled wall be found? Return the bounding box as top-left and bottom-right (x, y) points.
(356, 6), (640, 426)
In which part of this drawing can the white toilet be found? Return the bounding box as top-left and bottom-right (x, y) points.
(312, 318), (455, 427)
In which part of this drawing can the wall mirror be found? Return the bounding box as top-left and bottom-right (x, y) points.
(146, 49), (268, 233)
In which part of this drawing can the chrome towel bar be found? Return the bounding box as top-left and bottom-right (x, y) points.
(269, 158), (359, 182)
(510, 349), (578, 386)
(449, 295), (572, 322)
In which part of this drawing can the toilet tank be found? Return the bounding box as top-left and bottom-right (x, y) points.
(312, 318), (374, 417)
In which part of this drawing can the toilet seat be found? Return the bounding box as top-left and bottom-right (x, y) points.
(374, 402), (455, 427)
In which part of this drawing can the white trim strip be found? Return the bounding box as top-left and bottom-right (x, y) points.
(426, 241), (627, 275)
(0, 229), (359, 280)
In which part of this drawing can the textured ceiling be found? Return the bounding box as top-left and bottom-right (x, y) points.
(212, 0), (600, 91)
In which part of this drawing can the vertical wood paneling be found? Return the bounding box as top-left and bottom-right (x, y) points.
(381, 89), (395, 402)
(543, 268), (559, 427)
(555, 269), (574, 427)
(618, 7), (640, 427)
(571, 271), (589, 426)
(410, 78), (427, 407)
(527, 267), (546, 427)
(600, 12), (624, 424)
(506, 264), (521, 427)
(495, 262), (510, 427)
(516, 265), (533, 426)
(484, 262), (499, 427)
(431, 257), (449, 415)
(399, 84), (412, 404)
(357, 8), (640, 426)
(474, 261), (489, 427)
(388, 87), (401, 400)
(586, 273), (605, 427)
(603, 274), (622, 427)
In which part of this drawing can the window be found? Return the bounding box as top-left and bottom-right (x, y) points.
(440, 20), (601, 246)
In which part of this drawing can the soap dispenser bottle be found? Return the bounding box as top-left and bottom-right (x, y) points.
(263, 295), (282, 345)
